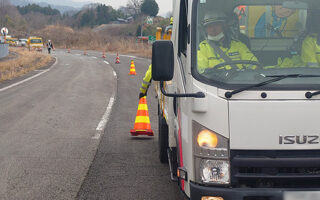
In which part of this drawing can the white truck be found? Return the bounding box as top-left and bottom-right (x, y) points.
(152, 0), (320, 199)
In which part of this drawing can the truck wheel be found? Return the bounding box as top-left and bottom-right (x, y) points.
(158, 113), (169, 163)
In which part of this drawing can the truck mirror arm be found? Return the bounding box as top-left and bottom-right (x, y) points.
(160, 81), (205, 98)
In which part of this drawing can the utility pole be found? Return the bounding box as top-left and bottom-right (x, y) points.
(140, 16), (144, 37)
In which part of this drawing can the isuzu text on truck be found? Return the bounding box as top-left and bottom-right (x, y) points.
(152, 0), (320, 199)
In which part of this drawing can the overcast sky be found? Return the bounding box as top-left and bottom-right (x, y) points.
(80, 0), (173, 16)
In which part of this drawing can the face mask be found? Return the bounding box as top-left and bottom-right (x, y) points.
(208, 32), (224, 42)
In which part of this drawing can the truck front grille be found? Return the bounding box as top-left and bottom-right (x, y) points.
(231, 150), (320, 188)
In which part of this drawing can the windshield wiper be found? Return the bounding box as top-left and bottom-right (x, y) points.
(225, 74), (320, 99)
(305, 91), (320, 99)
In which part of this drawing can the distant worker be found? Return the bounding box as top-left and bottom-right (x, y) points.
(139, 18), (173, 99)
(46, 40), (54, 54)
(165, 17), (173, 33)
(197, 10), (258, 73)
(301, 10), (320, 67)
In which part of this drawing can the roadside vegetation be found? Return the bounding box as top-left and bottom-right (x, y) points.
(0, 48), (53, 82)
(0, 0), (170, 58)
(36, 25), (152, 57)
(0, 0), (167, 83)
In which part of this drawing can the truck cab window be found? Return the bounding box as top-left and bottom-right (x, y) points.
(178, 0), (188, 86)
(178, 0), (188, 56)
(194, 1), (320, 90)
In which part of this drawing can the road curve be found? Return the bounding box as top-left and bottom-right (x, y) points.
(0, 49), (182, 200)
(0, 50), (116, 199)
(75, 50), (182, 199)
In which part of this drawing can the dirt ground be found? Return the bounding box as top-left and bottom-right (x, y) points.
(0, 47), (53, 82)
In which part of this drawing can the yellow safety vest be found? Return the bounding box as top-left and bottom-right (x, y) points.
(197, 40), (258, 73)
(140, 65), (152, 94)
(301, 34), (320, 67)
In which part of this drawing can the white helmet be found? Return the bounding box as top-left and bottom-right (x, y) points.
(48, 40), (51, 42)
(203, 10), (227, 26)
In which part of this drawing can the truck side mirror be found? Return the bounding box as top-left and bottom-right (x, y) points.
(152, 40), (174, 81)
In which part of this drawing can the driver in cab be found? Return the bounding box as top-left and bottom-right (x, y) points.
(301, 10), (320, 67)
(197, 10), (258, 74)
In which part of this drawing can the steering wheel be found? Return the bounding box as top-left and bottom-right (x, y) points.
(203, 60), (262, 78)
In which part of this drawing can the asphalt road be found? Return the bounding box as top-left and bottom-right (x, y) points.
(75, 49), (181, 199)
(0, 49), (181, 199)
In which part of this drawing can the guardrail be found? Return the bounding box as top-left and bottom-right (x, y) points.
(0, 44), (9, 59)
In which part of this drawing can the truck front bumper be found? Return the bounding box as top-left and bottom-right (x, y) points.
(190, 182), (320, 200)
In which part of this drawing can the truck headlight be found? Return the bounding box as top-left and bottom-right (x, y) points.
(193, 121), (229, 158)
(193, 121), (230, 185)
(200, 160), (230, 184)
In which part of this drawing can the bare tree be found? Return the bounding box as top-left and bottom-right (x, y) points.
(0, 0), (19, 28)
(0, 0), (10, 17)
(126, 0), (143, 17)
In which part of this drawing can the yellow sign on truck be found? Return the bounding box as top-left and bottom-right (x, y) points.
(6, 37), (18, 46)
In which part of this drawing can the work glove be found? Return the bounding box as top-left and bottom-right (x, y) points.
(139, 92), (146, 99)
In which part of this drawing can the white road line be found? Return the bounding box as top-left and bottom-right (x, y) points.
(109, 53), (148, 60)
(75, 54), (81, 56)
(92, 57), (97, 59)
(93, 93), (116, 139)
(92, 61), (117, 139)
(104, 59), (117, 77)
(121, 54), (136, 58)
(0, 58), (58, 92)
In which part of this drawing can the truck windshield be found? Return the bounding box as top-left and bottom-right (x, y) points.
(31, 39), (42, 43)
(194, 0), (320, 89)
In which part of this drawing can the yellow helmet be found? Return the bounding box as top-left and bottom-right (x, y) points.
(170, 17), (173, 25)
(203, 10), (227, 26)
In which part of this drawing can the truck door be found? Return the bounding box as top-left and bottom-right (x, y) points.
(175, 0), (189, 193)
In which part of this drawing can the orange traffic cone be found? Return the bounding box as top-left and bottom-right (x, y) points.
(84, 50), (87, 55)
(129, 60), (136, 75)
(102, 51), (106, 58)
(130, 96), (154, 136)
(115, 53), (120, 64)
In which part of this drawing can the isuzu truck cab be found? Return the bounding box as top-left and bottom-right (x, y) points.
(152, 0), (320, 199)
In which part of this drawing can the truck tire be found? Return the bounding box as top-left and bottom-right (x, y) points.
(158, 112), (169, 163)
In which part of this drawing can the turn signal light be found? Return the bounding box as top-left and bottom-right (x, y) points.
(201, 197), (224, 200)
(197, 130), (218, 148)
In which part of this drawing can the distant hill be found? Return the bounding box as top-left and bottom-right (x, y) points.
(9, 0), (89, 13)
(36, 2), (78, 14)
(9, 0), (29, 7)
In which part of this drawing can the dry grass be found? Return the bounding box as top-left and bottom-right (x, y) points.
(35, 25), (152, 58)
(0, 24), (152, 83)
(0, 47), (53, 82)
(94, 38), (152, 58)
